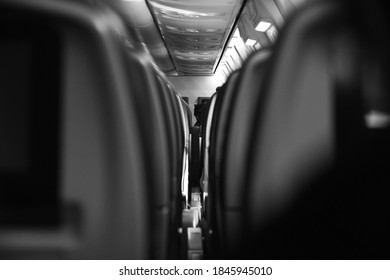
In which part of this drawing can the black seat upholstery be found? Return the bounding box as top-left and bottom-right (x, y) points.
(202, 49), (271, 258)
(220, 49), (272, 258)
(0, 0), (184, 259)
(206, 71), (240, 258)
(0, 15), (62, 227)
(124, 53), (176, 259)
(235, 0), (390, 259)
(155, 78), (186, 258)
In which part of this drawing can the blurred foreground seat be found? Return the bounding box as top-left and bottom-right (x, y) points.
(237, 0), (390, 259)
(0, 0), (185, 259)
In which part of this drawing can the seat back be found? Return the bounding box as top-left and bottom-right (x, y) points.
(240, 0), (390, 259)
(220, 50), (272, 257)
(0, 0), (173, 259)
(206, 71), (240, 257)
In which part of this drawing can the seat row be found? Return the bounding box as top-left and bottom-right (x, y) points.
(199, 0), (390, 259)
(0, 0), (191, 259)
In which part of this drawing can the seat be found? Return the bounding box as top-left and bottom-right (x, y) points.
(201, 49), (271, 258)
(154, 78), (186, 258)
(200, 93), (218, 206)
(237, 0), (390, 259)
(0, 0), (175, 259)
(175, 93), (192, 202)
(219, 49), (272, 258)
(205, 71), (240, 258)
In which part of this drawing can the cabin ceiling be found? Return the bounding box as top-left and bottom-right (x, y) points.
(146, 0), (245, 75)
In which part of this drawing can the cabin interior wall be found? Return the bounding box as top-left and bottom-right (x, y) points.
(167, 75), (223, 124)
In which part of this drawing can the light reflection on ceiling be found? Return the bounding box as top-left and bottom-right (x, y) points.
(147, 0), (244, 75)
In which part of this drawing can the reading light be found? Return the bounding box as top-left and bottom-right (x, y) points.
(245, 39), (257, 46)
(255, 21), (272, 32)
(365, 110), (390, 128)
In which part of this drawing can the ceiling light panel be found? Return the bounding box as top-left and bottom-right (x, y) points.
(245, 38), (257, 46)
(255, 20), (272, 32)
(147, 0), (244, 75)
